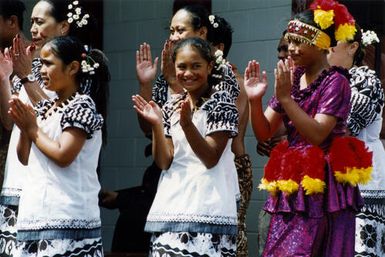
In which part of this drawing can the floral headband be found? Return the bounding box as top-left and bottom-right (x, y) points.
(309, 0), (356, 43)
(67, 0), (90, 28)
(285, 19), (331, 49)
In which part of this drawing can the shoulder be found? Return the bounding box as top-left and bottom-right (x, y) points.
(349, 66), (382, 88)
(320, 66), (350, 92)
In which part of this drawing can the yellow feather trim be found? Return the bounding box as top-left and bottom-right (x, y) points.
(314, 9), (334, 29)
(301, 176), (325, 195)
(277, 179), (299, 194)
(335, 24), (357, 42)
(334, 166), (373, 186)
(258, 178), (278, 194)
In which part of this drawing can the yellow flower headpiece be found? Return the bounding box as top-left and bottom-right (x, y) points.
(310, 0), (356, 43)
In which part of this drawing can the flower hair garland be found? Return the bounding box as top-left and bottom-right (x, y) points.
(361, 30), (379, 47)
(81, 46), (99, 75)
(310, 0), (356, 42)
(212, 49), (228, 78)
(67, 0), (90, 28)
(208, 15), (219, 28)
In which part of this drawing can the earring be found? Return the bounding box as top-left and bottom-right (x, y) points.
(61, 31), (64, 35)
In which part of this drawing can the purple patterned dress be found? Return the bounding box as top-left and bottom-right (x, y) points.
(262, 66), (364, 257)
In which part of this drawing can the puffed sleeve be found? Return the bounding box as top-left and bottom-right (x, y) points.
(316, 71), (351, 120)
(204, 91), (239, 137)
(152, 74), (169, 108)
(213, 64), (240, 102)
(60, 95), (103, 138)
(347, 66), (384, 136)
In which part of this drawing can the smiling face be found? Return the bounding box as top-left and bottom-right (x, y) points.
(40, 44), (78, 96)
(169, 9), (206, 42)
(30, 1), (63, 50)
(175, 45), (213, 97)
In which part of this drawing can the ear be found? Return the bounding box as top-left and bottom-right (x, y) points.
(349, 41), (359, 56)
(198, 26), (208, 39)
(68, 60), (80, 76)
(216, 43), (225, 53)
(207, 61), (214, 75)
(59, 21), (70, 36)
(8, 15), (18, 29)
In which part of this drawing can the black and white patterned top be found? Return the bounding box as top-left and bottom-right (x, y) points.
(152, 64), (240, 108)
(347, 66), (384, 136)
(17, 93), (103, 240)
(162, 90), (239, 138)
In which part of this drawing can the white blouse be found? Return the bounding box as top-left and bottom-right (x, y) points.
(16, 93), (103, 241)
(145, 90), (240, 235)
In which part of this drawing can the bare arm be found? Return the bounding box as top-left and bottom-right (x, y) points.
(0, 49), (13, 130)
(180, 100), (229, 169)
(132, 95), (173, 169)
(135, 43), (159, 135)
(9, 97), (86, 167)
(275, 59), (336, 145)
(244, 60), (283, 141)
(16, 130), (32, 165)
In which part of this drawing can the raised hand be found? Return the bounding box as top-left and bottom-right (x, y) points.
(136, 42), (158, 85)
(244, 60), (268, 101)
(8, 96), (37, 135)
(161, 40), (176, 85)
(0, 49), (13, 82)
(274, 57), (294, 102)
(179, 98), (193, 128)
(11, 34), (35, 78)
(132, 94), (162, 125)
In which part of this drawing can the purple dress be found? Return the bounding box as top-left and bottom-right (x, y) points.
(262, 66), (364, 257)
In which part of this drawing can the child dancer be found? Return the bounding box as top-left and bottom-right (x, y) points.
(245, 1), (370, 256)
(8, 36), (109, 256)
(328, 26), (385, 256)
(133, 37), (239, 256)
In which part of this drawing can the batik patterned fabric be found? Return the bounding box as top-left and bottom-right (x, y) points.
(149, 232), (236, 257)
(13, 237), (103, 257)
(350, 66), (385, 257)
(234, 154), (252, 257)
(355, 190), (385, 257)
(0, 204), (17, 257)
(347, 66), (384, 136)
(262, 66), (363, 257)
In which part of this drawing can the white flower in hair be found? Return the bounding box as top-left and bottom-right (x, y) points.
(67, 0), (90, 28)
(361, 30), (380, 47)
(81, 51), (99, 75)
(214, 49), (228, 71)
(208, 14), (219, 29)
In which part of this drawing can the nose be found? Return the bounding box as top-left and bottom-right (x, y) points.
(169, 33), (179, 42)
(30, 23), (37, 35)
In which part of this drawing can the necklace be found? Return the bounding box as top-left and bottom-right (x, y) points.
(40, 92), (77, 120)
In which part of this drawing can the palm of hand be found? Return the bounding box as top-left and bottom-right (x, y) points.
(137, 61), (156, 83)
(244, 78), (267, 99)
(142, 103), (162, 125)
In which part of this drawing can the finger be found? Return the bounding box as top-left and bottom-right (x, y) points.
(261, 71), (268, 84)
(136, 50), (140, 64)
(255, 61), (260, 79)
(153, 56), (159, 68)
(143, 42), (148, 61)
(146, 43), (152, 62)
